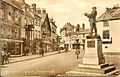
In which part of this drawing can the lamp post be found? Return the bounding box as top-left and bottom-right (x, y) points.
(0, 0), (3, 76)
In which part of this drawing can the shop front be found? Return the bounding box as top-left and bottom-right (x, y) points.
(33, 38), (43, 54)
(1, 38), (23, 56)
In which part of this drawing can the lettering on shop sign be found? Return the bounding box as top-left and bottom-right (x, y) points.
(87, 41), (95, 48)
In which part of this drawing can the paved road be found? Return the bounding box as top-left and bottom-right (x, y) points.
(1, 51), (81, 77)
(1, 51), (120, 77)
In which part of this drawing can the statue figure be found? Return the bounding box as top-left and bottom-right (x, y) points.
(84, 7), (97, 36)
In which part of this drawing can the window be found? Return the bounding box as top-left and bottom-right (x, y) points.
(8, 12), (12, 20)
(0, 8), (4, 19)
(103, 21), (109, 27)
(38, 31), (40, 38)
(82, 39), (85, 43)
(25, 18), (27, 25)
(35, 18), (37, 25)
(35, 30), (37, 38)
(103, 30), (110, 39)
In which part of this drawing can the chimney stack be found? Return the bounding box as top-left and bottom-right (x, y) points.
(42, 8), (46, 13)
(50, 18), (53, 22)
(18, 0), (25, 3)
(32, 4), (36, 12)
(37, 8), (41, 14)
(50, 18), (55, 24)
(82, 23), (85, 29)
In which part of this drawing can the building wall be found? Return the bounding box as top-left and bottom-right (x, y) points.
(21, 13), (26, 38)
(97, 20), (120, 52)
(34, 17), (41, 39)
(1, 1), (23, 55)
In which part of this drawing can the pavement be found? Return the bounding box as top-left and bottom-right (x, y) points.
(5, 51), (64, 64)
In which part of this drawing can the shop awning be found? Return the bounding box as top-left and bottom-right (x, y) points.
(1, 38), (23, 42)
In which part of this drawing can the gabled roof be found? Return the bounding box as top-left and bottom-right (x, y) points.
(40, 13), (51, 32)
(97, 7), (120, 22)
(11, 0), (30, 9)
(3, 0), (22, 11)
(63, 23), (74, 29)
(13, 0), (35, 19)
(50, 20), (57, 28)
(2, 0), (34, 18)
(60, 23), (75, 33)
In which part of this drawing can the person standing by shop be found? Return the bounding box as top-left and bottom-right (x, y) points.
(1, 48), (5, 65)
(24, 46), (29, 56)
(39, 42), (44, 56)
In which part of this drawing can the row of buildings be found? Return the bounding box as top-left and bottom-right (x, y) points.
(0, 0), (58, 55)
(60, 5), (120, 54)
(60, 23), (90, 51)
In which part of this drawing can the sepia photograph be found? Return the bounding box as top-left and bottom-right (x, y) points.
(0, 0), (120, 77)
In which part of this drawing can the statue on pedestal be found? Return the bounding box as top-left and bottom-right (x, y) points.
(84, 7), (98, 38)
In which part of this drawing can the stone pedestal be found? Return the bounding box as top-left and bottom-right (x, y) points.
(66, 36), (118, 76)
(83, 38), (105, 65)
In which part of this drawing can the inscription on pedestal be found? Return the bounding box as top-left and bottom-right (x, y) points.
(87, 41), (95, 48)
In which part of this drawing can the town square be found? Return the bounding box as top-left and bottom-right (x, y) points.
(0, 0), (120, 77)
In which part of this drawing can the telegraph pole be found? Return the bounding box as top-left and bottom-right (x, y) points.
(0, 0), (2, 77)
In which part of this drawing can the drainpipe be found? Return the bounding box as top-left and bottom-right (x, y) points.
(0, 0), (3, 77)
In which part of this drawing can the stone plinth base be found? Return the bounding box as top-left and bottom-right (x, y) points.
(65, 36), (118, 76)
(66, 63), (118, 76)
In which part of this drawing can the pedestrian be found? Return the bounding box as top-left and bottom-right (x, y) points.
(1, 49), (5, 65)
(4, 52), (9, 64)
(39, 42), (44, 56)
(41, 48), (44, 56)
(65, 46), (68, 53)
(25, 46), (29, 56)
(39, 47), (42, 55)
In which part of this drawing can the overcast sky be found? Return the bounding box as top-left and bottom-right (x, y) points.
(25, 0), (120, 34)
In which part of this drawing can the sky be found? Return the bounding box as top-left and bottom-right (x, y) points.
(25, 0), (120, 34)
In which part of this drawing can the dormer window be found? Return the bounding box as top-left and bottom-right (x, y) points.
(103, 21), (109, 27)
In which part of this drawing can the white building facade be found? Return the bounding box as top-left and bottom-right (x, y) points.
(97, 6), (120, 54)
(60, 23), (90, 51)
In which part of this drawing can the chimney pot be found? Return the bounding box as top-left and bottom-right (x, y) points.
(32, 4), (36, 12)
(37, 8), (41, 14)
(42, 8), (46, 13)
(82, 23), (85, 29)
